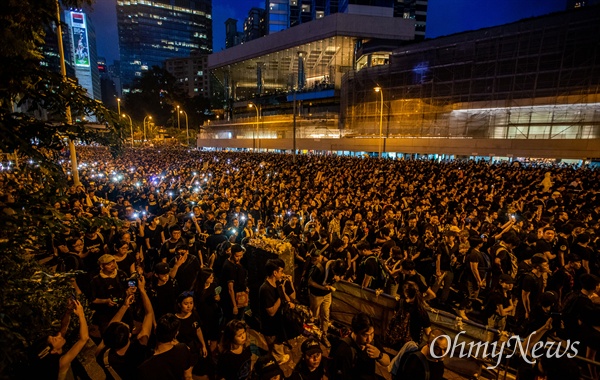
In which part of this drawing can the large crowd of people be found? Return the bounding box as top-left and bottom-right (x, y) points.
(3, 146), (600, 380)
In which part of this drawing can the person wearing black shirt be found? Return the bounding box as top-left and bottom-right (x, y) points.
(160, 226), (186, 263)
(516, 255), (549, 322)
(434, 230), (458, 304)
(288, 338), (326, 380)
(308, 250), (343, 348)
(385, 281), (431, 350)
(217, 320), (252, 380)
(149, 262), (180, 320)
(96, 275), (153, 380)
(221, 244), (248, 323)
(259, 259), (293, 365)
(168, 246), (201, 292)
(330, 313), (390, 380)
(484, 274), (515, 342)
(395, 329), (447, 380)
(138, 314), (193, 380)
(355, 241), (385, 290)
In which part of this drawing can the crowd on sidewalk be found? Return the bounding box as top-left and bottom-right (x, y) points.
(3, 146), (599, 380)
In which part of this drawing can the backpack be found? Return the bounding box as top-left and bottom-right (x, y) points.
(359, 255), (389, 289)
(327, 336), (357, 380)
(388, 341), (430, 380)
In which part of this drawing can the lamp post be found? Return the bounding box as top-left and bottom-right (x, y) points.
(374, 86), (384, 158)
(249, 102), (260, 151)
(55, 0), (79, 185)
(180, 110), (189, 146)
(117, 97), (121, 116)
(176, 105), (180, 130)
(122, 114), (133, 147)
(143, 115), (152, 143)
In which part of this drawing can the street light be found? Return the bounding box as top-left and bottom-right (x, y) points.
(374, 86), (384, 158)
(143, 115), (152, 143)
(179, 110), (189, 146)
(117, 97), (121, 116)
(122, 113), (133, 147)
(248, 102), (260, 151)
(55, 0), (79, 185)
(176, 105), (180, 130)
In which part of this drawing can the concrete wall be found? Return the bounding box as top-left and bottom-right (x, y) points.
(196, 136), (600, 159)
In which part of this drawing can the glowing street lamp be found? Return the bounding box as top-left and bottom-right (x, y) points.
(180, 109), (189, 146)
(122, 113), (133, 147)
(143, 115), (152, 142)
(176, 105), (180, 130)
(249, 102), (260, 150)
(374, 86), (384, 158)
(117, 97), (121, 116)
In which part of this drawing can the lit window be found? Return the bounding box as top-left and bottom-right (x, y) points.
(316, 11), (324, 18)
(197, 70), (203, 76)
(302, 4), (310, 12)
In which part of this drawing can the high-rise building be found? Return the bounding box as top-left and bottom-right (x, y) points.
(116, 0), (212, 89)
(164, 52), (210, 98)
(262, 0), (425, 38)
(393, 0), (428, 40)
(225, 18), (244, 49)
(243, 8), (266, 43)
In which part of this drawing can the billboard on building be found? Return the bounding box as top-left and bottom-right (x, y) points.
(71, 12), (90, 67)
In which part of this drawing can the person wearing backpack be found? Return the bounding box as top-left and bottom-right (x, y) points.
(329, 313), (390, 380)
(489, 233), (520, 289)
(355, 241), (387, 290)
(389, 329), (448, 380)
(515, 254), (549, 323)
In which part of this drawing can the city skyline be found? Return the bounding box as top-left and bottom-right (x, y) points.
(90, 0), (566, 65)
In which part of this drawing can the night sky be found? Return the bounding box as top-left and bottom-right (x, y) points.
(90, 0), (566, 64)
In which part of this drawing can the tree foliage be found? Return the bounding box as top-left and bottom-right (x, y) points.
(124, 66), (213, 138)
(0, 0), (122, 377)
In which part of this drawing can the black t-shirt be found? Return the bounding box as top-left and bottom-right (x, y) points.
(484, 289), (511, 319)
(144, 225), (164, 249)
(216, 346), (252, 380)
(150, 278), (179, 319)
(308, 263), (330, 297)
(160, 238), (186, 262)
(521, 274), (543, 306)
(137, 343), (192, 380)
(331, 336), (384, 380)
(176, 311), (203, 354)
(357, 255), (383, 289)
(466, 249), (487, 281)
(403, 239), (424, 260)
(97, 338), (151, 380)
(221, 260), (248, 293)
(168, 255), (200, 292)
(258, 280), (283, 337)
(206, 233), (228, 253)
(401, 351), (445, 380)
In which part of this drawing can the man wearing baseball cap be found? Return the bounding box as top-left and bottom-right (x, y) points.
(289, 338), (326, 380)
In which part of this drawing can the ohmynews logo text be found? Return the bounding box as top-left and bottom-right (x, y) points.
(430, 331), (580, 370)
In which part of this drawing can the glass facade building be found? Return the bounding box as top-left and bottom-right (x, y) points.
(341, 6), (600, 140)
(117, 0), (212, 88)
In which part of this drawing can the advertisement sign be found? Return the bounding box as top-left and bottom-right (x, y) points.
(71, 12), (90, 67)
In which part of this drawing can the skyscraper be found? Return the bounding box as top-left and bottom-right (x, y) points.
(116, 0), (212, 89)
(262, 0), (426, 38)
